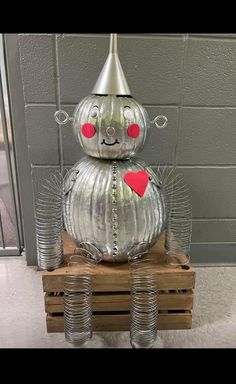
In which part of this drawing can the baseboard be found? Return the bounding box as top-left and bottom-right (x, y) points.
(190, 243), (236, 266)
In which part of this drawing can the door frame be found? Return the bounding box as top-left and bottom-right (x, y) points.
(0, 34), (22, 255)
(2, 34), (37, 264)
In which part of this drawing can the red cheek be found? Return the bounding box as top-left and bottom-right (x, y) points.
(81, 123), (96, 138)
(127, 124), (140, 139)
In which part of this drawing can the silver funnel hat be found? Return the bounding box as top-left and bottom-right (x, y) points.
(92, 34), (131, 96)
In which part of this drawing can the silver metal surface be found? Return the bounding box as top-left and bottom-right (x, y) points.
(64, 156), (166, 262)
(73, 95), (150, 159)
(156, 166), (192, 266)
(54, 110), (72, 125)
(64, 274), (92, 346)
(92, 34), (131, 96)
(35, 171), (64, 270)
(151, 115), (168, 129)
(64, 249), (100, 346)
(129, 256), (158, 349)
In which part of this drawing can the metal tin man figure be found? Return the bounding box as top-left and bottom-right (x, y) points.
(37, 34), (192, 348)
(63, 34), (168, 262)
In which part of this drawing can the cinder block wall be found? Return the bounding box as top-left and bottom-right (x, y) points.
(18, 33), (236, 265)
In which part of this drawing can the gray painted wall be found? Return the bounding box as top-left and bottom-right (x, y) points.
(15, 33), (236, 265)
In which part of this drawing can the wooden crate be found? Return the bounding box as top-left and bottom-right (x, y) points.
(43, 232), (195, 332)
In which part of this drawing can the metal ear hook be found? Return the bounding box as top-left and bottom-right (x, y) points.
(54, 110), (74, 125)
(151, 115), (168, 129)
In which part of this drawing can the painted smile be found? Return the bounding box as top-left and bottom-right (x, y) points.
(101, 139), (120, 146)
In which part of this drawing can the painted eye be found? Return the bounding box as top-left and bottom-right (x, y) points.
(81, 123), (96, 138)
(127, 124), (140, 138)
(90, 106), (99, 118)
(124, 107), (134, 120)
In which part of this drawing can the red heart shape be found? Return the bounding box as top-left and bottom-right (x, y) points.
(124, 171), (149, 197)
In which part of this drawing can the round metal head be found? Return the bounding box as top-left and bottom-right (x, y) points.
(73, 94), (150, 159)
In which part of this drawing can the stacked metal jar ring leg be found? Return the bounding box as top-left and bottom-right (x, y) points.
(64, 250), (99, 346)
(128, 255), (159, 349)
(35, 171), (64, 270)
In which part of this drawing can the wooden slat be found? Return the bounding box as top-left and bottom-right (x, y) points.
(43, 272), (195, 292)
(45, 290), (193, 313)
(42, 232), (195, 292)
(46, 311), (192, 332)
